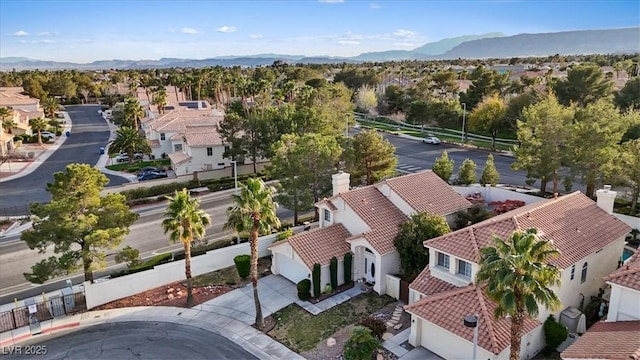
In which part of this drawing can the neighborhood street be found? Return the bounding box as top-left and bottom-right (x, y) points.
(0, 105), (129, 214)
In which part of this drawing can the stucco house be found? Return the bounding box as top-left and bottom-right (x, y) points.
(404, 187), (632, 360)
(560, 249), (640, 359)
(268, 170), (472, 296)
(0, 87), (41, 112)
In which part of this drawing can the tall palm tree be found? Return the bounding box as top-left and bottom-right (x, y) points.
(152, 86), (168, 115)
(123, 97), (145, 131)
(476, 228), (561, 360)
(42, 97), (59, 122)
(0, 107), (16, 134)
(162, 189), (211, 307)
(28, 117), (49, 145)
(224, 178), (280, 329)
(108, 126), (151, 164)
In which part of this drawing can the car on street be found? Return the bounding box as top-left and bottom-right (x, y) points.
(40, 131), (55, 139)
(138, 171), (168, 181)
(139, 166), (163, 175)
(422, 136), (442, 145)
(115, 153), (144, 162)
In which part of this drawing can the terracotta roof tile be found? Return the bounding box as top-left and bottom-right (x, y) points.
(426, 192), (632, 269)
(404, 285), (540, 355)
(382, 171), (472, 215)
(409, 267), (459, 296)
(167, 151), (191, 165)
(340, 186), (408, 255)
(604, 249), (640, 291)
(184, 124), (223, 147)
(286, 223), (352, 269)
(561, 320), (640, 360)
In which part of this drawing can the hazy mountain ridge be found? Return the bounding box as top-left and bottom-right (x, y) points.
(1, 28), (638, 70)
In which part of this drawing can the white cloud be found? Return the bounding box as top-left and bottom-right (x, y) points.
(19, 40), (27, 44)
(217, 26), (237, 33)
(167, 28), (176, 33)
(319, 0), (344, 2)
(181, 27), (201, 34)
(37, 31), (51, 36)
(250, 33), (263, 39)
(369, 3), (381, 9)
(13, 30), (28, 37)
(394, 42), (417, 48)
(31, 39), (54, 44)
(338, 40), (360, 45)
(392, 29), (417, 39)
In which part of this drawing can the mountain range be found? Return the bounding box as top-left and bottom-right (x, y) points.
(1, 27), (638, 71)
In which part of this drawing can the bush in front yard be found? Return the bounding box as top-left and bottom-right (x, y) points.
(344, 252), (353, 284)
(297, 279), (311, 301)
(329, 256), (338, 290)
(343, 326), (381, 360)
(358, 317), (386, 339)
(543, 315), (568, 354)
(312, 263), (321, 298)
(233, 254), (251, 279)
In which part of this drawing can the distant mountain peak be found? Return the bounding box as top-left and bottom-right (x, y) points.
(412, 32), (506, 55)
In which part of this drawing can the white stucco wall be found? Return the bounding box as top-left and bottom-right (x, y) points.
(385, 274), (401, 300)
(332, 201), (370, 236)
(428, 248), (475, 287)
(377, 251), (400, 295)
(606, 284), (640, 321)
(148, 130), (178, 158)
(175, 145), (227, 175)
(319, 259), (345, 294)
(376, 183), (415, 216)
(452, 185), (544, 205)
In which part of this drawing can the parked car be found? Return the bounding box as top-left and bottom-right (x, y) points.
(40, 131), (55, 139)
(422, 136), (442, 145)
(138, 171), (168, 181)
(139, 166), (163, 175)
(115, 153), (144, 162)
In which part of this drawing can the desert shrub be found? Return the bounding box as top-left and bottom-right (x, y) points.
(344, 252), (353, 284)
(297, 215), (318, 225)
(276, 228), (294, 241)
(297, 279), (311, 301)
(233, 254), (251, 279)
(358, 317), (386, 339)
(343, 326), (381, 360)
(114, 246), (142, 268)
(543, 315), (568, 354)
(279, 221), (293, 230)
(330, 257), (338, 290)
(312, 263), (321, 297)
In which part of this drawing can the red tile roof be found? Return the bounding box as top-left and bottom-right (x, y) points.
(278, 223), (352, 269)
(382, 171), (472, 215)
(184, 124), (223, 147)
(561, 320), (640, 360)
(340, 186), (408, 255)
(409, 267), (459, 296)
(426, 192), (631, 269)
(405, 285), (540, 355)
(604, 249), (640, 291)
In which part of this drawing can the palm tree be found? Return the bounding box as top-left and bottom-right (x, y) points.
(152, 86), (168, 115)
(0, 107), (16, 134)
(162, 189), (211, 307)
(108, 126), (151, 164)
(476, 228), (561, 360)
(224, 178), (280, 329)
(123, 97), (145, 131)
(42, 97), (59, 122)
(28, 117), (49, 145)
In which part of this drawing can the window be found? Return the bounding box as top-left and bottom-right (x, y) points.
(437, 253), (450, 269)
(224, 145), (230, 153)
(323, 209), (331, 222)
(160, 133), (166, 141)
(581, 262), (588, 283)
(206, 147), (213, 156)
(570, 265), (575, 280)
(457, 260), (471, 278)
(174, 144), (183, 152)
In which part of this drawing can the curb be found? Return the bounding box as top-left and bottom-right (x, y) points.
(0, 322), (80, 347)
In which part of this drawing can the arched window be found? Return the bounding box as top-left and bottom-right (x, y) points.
(581, 262), (588, 283)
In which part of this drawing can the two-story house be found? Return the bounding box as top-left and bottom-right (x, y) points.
(404, 187), (631, 360)
(268, 170), (472, 296)
(0, 87), (41, 112)
(168, 123), (226, 175)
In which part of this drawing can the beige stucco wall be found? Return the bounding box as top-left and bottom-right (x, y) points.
(606, 284), (640, 321)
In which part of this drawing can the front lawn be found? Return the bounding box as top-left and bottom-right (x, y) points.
(106, 159), (170, 172)
(267, 292), (395, 353)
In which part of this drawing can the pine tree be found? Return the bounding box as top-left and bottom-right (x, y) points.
(457, 159), (477, 186)
(432, 151), (455, 182)
(480, 154), (500, 186)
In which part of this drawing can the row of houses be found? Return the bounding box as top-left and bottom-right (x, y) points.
(0, 87), (43, 157)
(268, 170), (638, 360)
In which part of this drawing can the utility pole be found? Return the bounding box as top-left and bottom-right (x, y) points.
(461, 102), (467, 143)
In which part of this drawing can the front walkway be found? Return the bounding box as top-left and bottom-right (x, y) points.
(384, 328), (443, 359)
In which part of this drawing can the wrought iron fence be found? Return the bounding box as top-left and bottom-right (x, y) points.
(0, 292), (86, 333)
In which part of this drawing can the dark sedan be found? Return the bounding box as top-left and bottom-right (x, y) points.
(137, 171), (168, 181)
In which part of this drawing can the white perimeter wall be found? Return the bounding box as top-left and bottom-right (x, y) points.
(452, 185), (545, 205)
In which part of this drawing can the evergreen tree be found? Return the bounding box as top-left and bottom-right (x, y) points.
(432, 151), (455, 182)
(480, 154), (500, 186)
(457, 159), (477, 185)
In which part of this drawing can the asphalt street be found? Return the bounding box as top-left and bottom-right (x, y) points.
(0, 105), (129, 214)
(2, 321), (257, 360)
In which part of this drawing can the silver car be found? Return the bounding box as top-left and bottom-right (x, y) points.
(422, 136), (441, 145)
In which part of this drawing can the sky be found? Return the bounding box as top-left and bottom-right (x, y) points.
(0, 0), (638, 63)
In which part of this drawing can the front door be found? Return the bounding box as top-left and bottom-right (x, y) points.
(364, 250), (376, 283)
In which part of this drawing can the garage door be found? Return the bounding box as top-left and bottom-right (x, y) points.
(276, 254), (310, 284)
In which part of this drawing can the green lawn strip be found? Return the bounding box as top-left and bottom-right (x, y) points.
(268, 293), (395, 353)
(106, 159), (171, 172)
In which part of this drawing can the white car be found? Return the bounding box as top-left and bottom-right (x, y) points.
(40, 131), (55, 139)
(422, 136), (441, 145)
(115, 153), (144, 162)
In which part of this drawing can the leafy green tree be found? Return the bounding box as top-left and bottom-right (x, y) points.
(28, 117), (48, 145)
(460, 65), (509, 110)
(468, 94), (507, 150)
(406, 100), (429, 127)
(224, 178), (280, 330)
(219, 111), (248, 165)
(424, 99), (463, 129)
(108, 126), (151, 164)
(354, 86), (378, 114)
(115, 246), (142, 268)
(453, 204), (494, 230)
(123, 97), (145, 130)
(480, 154), (500, 186)
(394, 212), (451, 280)
(22, 164), (138, 283)
(268, 133), (342, 223)
(457, 159), (477, 186)
(512, 94), (574, 194)
(162, 189), (211, 307)
(614, 77), (640, 111)
(383, 85), (409, 114)
(432, 151), (455, 182)
(343, 326), (381, 360)
(333, 67), (379, 91)
(476, 228), (561, 360)
(345, 129), (398, 185)
(504, 90), (541, 132)
(553, 63), (614, 106)
(607, 139), (640, 214)
(569, 100), (631, 197)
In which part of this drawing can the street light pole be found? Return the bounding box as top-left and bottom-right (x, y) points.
(464, 314), (479, 360)
(461, 102), (467, 143)
(230, 160), (238, 195)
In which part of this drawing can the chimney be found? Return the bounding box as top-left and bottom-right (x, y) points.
(596, 185), (617, 215)
(332, 171), (350, 196)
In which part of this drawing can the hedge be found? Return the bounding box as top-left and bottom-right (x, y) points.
(297, 279), (311, 301)
(172, 238), (235, 261)
(234, 254), (251, 279)
(543, 315), (568, 354)
(312, 263), (321, 298)
(110, 253), (172, 278)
